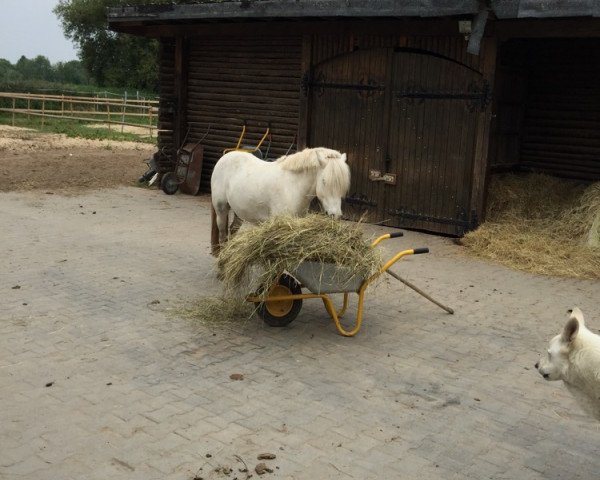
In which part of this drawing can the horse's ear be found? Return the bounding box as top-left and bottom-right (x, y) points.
(312, 149), (324, 166)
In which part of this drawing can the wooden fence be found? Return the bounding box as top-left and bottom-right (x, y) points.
(0, 92), (159, 138)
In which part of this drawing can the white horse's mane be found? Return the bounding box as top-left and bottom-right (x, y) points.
(276, 147), (350, 195)
(276, 147), (342, 171)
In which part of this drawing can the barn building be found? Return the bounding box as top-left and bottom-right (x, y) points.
(108, 1), (600, 235)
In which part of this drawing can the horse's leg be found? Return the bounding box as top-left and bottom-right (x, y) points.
(214, 203), (230, 246)
(210, 193), (231, 256)
(210, 204), (221, 256)
(229, 214), (243, 238)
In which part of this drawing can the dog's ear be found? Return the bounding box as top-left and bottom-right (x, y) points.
(561, 316), (580, 344)
(570, 307), (585, 326)
(340, 153), (347, 163)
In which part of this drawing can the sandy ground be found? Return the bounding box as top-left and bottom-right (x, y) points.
(0, 125), (155, 192)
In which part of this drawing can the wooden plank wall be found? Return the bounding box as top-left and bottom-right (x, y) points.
(186, 36), (302, 190)
(519, 39), (600, 180)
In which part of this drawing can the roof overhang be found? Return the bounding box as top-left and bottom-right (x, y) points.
(108, 0), (482, 28)
(108, 0), (600, 25)
(107, 0), (600, 39)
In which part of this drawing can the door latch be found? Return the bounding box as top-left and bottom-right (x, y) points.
(369, 169), (397, 185)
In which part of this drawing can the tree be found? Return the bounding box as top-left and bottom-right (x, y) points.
(54, 0), (165, 91)
(54, 60), (90, 85)
(16, 55), (55, 82)
(0, 59), (23, 82)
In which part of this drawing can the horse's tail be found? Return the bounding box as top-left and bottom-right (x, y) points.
(210, 203), (224, 256)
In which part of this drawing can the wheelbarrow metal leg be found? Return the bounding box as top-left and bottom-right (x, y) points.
(322, 289), (366, 337)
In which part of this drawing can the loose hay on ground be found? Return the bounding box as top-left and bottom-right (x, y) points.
(176, 296), (256, 327)
(462, 173), (600, 279)
(218, 214), (383, 299)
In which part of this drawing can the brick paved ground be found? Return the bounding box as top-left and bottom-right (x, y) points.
(1, 187), (600, 480)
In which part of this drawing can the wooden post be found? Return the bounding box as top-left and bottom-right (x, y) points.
(148, 104), (154, 138)
(297, 34), (313, 150)
(41, 97), (45, 129)
(27, 97), (30, 121)
(11, 98), (15, 126)
(121, 91), (126, 133)
(174, 36), (189, 151)
(61, 94), (64, 117)
(107, 99), (111, 132)
(469, 37), (498, 226)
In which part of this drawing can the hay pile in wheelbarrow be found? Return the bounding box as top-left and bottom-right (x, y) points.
(461, 173), (600, 279)
(217, 214), (383, 299)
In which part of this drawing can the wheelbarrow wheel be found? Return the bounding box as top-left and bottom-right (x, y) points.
(257, 274), (302, 327)
(161, 172), (179, 195)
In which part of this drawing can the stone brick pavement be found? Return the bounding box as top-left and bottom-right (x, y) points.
(1, 187), (600, 479)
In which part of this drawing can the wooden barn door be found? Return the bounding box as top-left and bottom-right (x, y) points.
(307, 48), (390, 222)
(308, 45), (491, 235)
(384, 48), (489, 234)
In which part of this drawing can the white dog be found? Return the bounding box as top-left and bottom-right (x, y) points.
(536, 307), (600, 420)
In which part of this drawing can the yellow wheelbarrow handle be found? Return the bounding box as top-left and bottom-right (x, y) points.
(370, 231), (404, 248)
(380, 247), (429, 274)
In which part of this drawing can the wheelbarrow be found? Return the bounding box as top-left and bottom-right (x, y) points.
(246, 232), (429, 337)
(161, 124), (211, 195)
(223, 120), (271, 159)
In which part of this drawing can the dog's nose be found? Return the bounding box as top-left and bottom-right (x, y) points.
(535, 361), (539, 369)
(543, 373), (549, 379)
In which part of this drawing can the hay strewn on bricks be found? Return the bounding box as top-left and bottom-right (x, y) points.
(462, 173), (600, 279)
(217, 214), (383, 299)
(176, 295), (256, 327)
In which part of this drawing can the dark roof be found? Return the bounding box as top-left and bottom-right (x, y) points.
(107, 0), (600, 26)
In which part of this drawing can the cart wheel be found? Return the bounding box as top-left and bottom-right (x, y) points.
(257, 274), (302, 327)
(161, 172), (179, 195)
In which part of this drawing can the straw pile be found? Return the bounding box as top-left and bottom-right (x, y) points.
(462, 173), (600, 279)
(176, 295), (256, 328)
(217, 214), (383, 298)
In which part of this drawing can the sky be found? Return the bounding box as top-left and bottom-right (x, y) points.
(0, 0), (79, 64)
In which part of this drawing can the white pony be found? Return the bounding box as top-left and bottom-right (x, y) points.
(210, 147), (351, 249)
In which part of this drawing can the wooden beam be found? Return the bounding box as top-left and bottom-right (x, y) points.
(110, 18), (468, 38)
(493, 18), (600, 39)
(173, 36), (188, 151)
(469, 36), (497, 225)
(297, 34), (312, 150)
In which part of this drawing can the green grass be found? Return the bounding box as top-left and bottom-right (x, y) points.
(0, 112), (156, 144)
